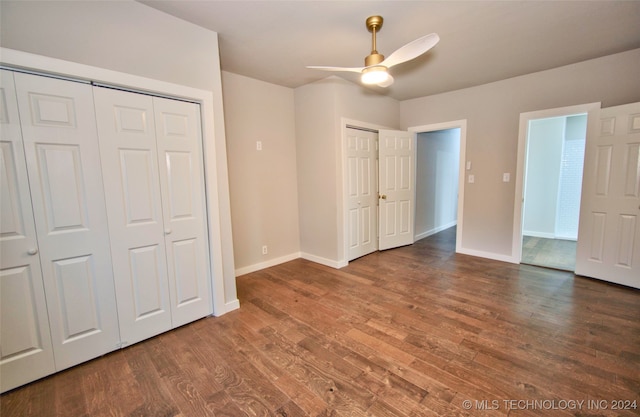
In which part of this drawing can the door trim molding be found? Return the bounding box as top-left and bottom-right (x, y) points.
(513, 102), (600, 264)
(408, 120), (467, 255)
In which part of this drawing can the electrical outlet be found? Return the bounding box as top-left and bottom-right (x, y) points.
(503, 173), (510, 182)
(256, 141), (262, 151)
(262, 245), (268, 255)
(468, 174), (475, 184)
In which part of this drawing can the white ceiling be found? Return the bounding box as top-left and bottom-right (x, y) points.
(140, 1), (640, 101)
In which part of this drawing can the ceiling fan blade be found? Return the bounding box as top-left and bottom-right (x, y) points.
(377, 74), (394, 87)
(306, 65), (363, 73)
(380, 33), (440, 69)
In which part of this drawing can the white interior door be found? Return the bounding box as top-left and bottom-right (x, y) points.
(93, 87), (172, 346)
(13, 72), (120, 370)
(346, 128), (378, 261)
(0, 70), (56, 392)
(154, 97), (212, 326)
(576, 102), (640, 288)
(378, 129), (416, 251)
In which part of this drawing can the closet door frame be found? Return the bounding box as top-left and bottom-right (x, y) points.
(0, 47), (236, 316)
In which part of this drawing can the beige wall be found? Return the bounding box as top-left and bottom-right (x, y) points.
(295, 77), (399, 266)
(222, 72), (300, 274)
(334, 78), (400, 264)
(0, 0), (238, 310)
(1, 1), (218, 92)
(334, 79), (401, 127)
(401, 48), (640, 260)
(295, 79), (342, 264)
(5, 0), (638, 274)
(226, 75), (399, 270)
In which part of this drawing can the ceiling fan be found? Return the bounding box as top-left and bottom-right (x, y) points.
(307, 15), (439, 87)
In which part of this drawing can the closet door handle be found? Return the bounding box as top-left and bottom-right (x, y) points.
(27, 248), (38, 255)
(164, 228), (172, 235)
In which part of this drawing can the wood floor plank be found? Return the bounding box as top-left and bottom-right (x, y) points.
(52, 362), (92, 417)
(124, 343), (181, 417)
(2, 226), (639, 417)
(82, 350), (141, 417)
(0, 378), (55, 417)
(196, 322), (291, 413)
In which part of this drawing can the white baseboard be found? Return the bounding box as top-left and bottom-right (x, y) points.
(235, 241), (518, 280)
(523, 231), (556, 239)
(554, 235), (577, 241)
(415, 221), (457, 241)
(457, 247), (519, 264)
(234, 251), (347, 278)
(234, 252), (301, 277)
(222, 299), (240, 315)
(523, 231), (578, 241)
(212, 298), (240, 317)
(300, 252), (347, 269)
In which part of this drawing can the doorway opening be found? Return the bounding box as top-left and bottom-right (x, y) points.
(342, 120), (467, 264)
(344, 126), (417, 261)
(409, 120), (467, 256)
(415, 128), (461, 243)
(514, 102), (599, 271)
(521, 114), (587, 270)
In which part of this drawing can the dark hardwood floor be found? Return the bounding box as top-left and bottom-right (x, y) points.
(2, 227), (639, 416)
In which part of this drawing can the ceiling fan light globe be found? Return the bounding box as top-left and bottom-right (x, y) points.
(361, 66), (390, 85)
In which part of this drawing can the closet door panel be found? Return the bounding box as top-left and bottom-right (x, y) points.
(13, 73), (120, 371)
(0, 70), (55, 393)
(128, 244), (167, 318)
(34, 143), (88, 235)
(93, 87), (171, 346)
(154, 97), (211, 325)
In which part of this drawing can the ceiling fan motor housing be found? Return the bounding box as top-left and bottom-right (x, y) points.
(365, 53), (385, 67)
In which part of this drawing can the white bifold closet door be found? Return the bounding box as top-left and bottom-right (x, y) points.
(0, 70), (56, 392)
(13, 72), (121, 369)
(93, 87), (210, 347)
(1, 70), (121, 392)
(153, 96), (210, 327)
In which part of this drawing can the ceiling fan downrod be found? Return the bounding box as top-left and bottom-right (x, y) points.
(365, 15), (385, 67)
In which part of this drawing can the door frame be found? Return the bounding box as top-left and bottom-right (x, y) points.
(340, 119), (467, 264)
(0, 47), (237, 316)
(408, 120), (467, 254)
(512, 102), (601, 263)
(339, 118), (394, 266)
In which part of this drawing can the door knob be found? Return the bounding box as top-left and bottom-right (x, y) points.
(164, 228), (172, 235)
(379, 194), (387, 200)
(27, 248), (38, 255)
